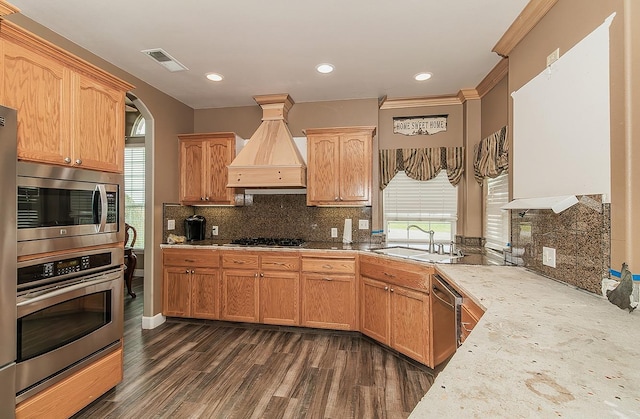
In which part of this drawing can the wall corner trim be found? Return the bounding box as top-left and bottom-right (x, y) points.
(141, 313), (166, 329)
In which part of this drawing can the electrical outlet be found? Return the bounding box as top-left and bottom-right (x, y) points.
(358, 219), (369, 230)
(167, 219), (175, 230)
(331, 227), (338, 238)
(211, 226), (219, 236)
(546, 48), (560, 67)
(542, 246), (556, 268)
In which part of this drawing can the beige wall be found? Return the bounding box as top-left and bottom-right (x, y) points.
(480, 75), (508, 140)
(508, 0), (637, 275)
(6, 14), (195, 317)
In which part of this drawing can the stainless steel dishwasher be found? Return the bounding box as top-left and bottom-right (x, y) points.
(431, 274), (463, 366)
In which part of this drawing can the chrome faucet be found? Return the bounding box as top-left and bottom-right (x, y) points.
(407, 225), (436, 253)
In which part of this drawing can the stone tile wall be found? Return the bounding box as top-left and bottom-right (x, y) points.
(163, 195), (372, 244)
(510, 195), (610, 294)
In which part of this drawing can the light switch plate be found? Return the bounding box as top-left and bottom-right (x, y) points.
(331, 228), (338, 238)
(167, 219), (175, 230)
(358, 219), (369, 230)
(211, 226), (219, 236)
(542, 246), (556, 268)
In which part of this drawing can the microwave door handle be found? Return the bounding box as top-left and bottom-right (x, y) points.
(96, 184), (108, 232)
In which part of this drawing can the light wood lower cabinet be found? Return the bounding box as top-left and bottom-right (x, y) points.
(460, 293), (485, 344)
(162, 248), (220, 319)
(301, 254), (357, 330)
(16, 346), (123, 419)
(221, 251), (300, 325)
(359, 254), (433, 366)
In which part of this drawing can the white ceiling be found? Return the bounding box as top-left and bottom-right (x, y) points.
(8, 0), (528, 109)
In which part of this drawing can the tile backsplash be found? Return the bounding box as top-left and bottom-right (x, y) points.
(510, 195), (610, 295)
(163, 194), (372, 244)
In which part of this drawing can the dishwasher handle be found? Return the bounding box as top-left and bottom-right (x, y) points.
(432, 285), (454, 309)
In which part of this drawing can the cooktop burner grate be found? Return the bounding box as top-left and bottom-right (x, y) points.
(230, 237), (306, 247)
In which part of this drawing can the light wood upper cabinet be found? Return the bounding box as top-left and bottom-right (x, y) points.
(0, 20), (133, 173)
(178, 132), (242, 205)
(305, 126), (376, 206)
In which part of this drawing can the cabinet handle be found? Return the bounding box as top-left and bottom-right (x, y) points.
(205, 196), (210, 201)
(64, 157), (71, 164)
(384, 286), (389, 291)
(191, 270), (194, 274)
(185, 259), (195, 263)
(233, 260), (245, 264)
(322, 264), (332, 269)
(200, 197), (205, 201)
(185, 270), (190, 274)
(75, 159), (82, 165)
(260, 272), (264, 277)
(461, 322), (474, 332)
(254, 272), (258, 279)
(383, 272), (396, 278)
(339, 197), (343, 201)
(390, 288), (394, 292)
(323, 277), (333, 281)
(334, 197), (339, 201)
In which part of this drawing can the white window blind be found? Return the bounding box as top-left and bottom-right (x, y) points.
(383, 171), (457, 243)
(484, 171), (510, 251)
(124, 145), (145, 249)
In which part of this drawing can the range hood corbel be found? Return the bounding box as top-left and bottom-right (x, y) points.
(227, 94), (307, 188)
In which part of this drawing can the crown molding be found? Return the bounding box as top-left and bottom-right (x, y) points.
(476, 58), (509, 98)
(458, 89), (481, 102)
(492, 0), (558, 57)
(0, 1), (19, 17)
(379, 94), (462, 109)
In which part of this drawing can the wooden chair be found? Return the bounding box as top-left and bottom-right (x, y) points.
(124, 223), (138, 298)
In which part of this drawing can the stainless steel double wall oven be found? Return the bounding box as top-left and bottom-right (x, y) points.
(13, 161), (125, 404)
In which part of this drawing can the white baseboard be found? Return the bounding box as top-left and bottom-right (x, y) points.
(141, 313), (166, 329)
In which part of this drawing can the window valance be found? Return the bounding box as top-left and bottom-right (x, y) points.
(379, 147), (465, 190)
(473, 126), (509, 184)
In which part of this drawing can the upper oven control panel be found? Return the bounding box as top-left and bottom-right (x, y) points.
(17, 247), (122, 291)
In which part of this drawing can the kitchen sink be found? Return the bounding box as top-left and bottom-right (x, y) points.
(370, 246), (462, 263)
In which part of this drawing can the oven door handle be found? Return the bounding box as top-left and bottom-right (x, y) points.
(17, 269), (122, 317)
(95, 184), (108, 232)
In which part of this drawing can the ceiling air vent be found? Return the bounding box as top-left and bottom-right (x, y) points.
(141, 48), (188, 72)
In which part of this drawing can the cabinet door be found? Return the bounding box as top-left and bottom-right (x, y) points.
(191, 268), (220, 320)
(339, 134), (371, 204)
(205, 137), (235, 204)
(74, 73), (125, 172)
(390, 285), (430, 364)
(260, 271), (300, 326)
(179, 139), (205, 204)
(221, 269), (259, 322)
(301, 273), (356, 330)
(1, 41), (72, 166)
(306, 136), (340, 205)
(360, 276), (390, 343)
(163, 267), (191, 317)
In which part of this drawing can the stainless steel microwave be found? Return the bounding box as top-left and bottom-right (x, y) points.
(17, 162), (124, 256)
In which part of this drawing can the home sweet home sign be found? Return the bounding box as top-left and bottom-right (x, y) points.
(393, 114), (448, 136)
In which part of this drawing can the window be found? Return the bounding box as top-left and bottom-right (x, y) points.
(131, 114), (146, 136)
(383, 171), (458, 243)
(124, 143), (145, 249)
(484, 171), (510, 251)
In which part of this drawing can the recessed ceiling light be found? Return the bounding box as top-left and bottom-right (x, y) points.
(414, 72), (432, 81)
(206, 72), (224, 82)
(316, 63), (335, 74)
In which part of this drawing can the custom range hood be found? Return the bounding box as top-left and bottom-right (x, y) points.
(227, 94), (306, 188)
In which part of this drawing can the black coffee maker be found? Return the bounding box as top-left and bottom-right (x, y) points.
(184, 215), (206, 241)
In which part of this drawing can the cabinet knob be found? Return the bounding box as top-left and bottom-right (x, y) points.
(339, 197), (343, 201)
(390, 288), (394, 292)
(185, 270), (190, 274)
(205, 197), (210, 201)
(75, 159), (82, 165)
(254, 272), (258, 279)
(64, 157), (71, 164)
(334, 197), (339, 201)
(191, 270), (194, 274)
(384, 286), (389, 291)
(200, 197), (205, 201)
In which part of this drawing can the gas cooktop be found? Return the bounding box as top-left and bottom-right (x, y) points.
(229, 237), (306, 247)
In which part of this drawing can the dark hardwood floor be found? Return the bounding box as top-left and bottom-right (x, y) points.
(74, 277), (435, 418)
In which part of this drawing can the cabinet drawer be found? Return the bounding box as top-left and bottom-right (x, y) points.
(302, 257), (355, 274)
(222, 253), (259, 269)
(261, 255), (300, 271)
(163, 249), (220, 268)
(360, 260), (431, 292)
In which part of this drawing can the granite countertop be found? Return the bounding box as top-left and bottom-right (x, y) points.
(411, 265), (640, 418)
